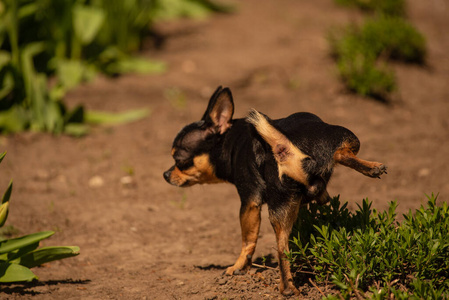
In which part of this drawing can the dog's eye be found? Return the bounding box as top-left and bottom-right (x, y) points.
(175, 158), (193, 171)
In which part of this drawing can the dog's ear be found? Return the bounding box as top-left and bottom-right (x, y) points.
(202, 86), (234, 134)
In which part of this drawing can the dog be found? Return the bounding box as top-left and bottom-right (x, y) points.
(163, 86), (387, 296)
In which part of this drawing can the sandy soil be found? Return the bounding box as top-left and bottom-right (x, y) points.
(1, 0), (448, 299)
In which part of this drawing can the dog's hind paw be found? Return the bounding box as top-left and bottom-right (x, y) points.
(370, 164), (387, 178)
(281, 285), (300, 297)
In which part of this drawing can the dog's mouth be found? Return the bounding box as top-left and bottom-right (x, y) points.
(163, 166), (193, 187)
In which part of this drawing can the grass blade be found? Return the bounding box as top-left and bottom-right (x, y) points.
(85, 108), (150, 125)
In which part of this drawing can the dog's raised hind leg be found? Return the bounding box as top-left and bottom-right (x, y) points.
(334, 144), (387, 178)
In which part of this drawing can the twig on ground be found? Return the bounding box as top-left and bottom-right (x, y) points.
(252, 263), (277, 271)
(309, 278), (326, 298)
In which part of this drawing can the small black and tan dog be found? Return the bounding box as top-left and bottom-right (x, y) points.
(163, 86), (387, 296)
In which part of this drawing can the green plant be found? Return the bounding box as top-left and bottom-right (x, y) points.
(0, 152), (80, 282)
(336, 50), (396, 99)
(330, 16), (426, 100)
(288, 194), (449, 299)
(331, 0), (426, 101)
(360, 17), (426, 63)
(0, 0), (231, 135)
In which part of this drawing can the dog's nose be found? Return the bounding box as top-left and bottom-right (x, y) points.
(163, 167), (173, 182)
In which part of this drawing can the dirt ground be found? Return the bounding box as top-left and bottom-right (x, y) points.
(1, 0), (449, 299)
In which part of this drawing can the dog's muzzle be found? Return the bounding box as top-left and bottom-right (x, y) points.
(163, 166), (175, 183)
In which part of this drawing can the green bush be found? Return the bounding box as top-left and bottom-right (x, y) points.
(331, 0), (426, 101)
(330, 16), (426, 99)
(288, 195), (449, 299)
(360, 17), (426, 63)
(0, 152), (80, 282)
(335, 49), (396, 99)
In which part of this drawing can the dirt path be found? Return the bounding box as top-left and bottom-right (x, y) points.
(1, 0), (448, 299)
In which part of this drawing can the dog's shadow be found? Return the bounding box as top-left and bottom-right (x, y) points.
(0, 279), (91, 295)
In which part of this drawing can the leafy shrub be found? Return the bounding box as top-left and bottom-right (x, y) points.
(288, 195), (449, 299)
(0, 152), (80, 282)
(330, 16), (426, 99)
(336, 50), (396, 99)
(360, 17), (426, 63)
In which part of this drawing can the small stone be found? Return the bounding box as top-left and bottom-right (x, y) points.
(88, 176), (104, 188)
(120, 175), (137, 188)
(217, 278), (227, 285)
(418, 168), (430, 177)
(147, 205), (159, 212)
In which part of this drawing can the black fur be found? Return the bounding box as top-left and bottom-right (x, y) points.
(163, 86), (386, 295)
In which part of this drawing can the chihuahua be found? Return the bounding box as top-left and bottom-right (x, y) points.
(164, 86), (387, 296)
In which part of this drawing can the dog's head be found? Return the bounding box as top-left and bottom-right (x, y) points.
(163, 86), (234, 187)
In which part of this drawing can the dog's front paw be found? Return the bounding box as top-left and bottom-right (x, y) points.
(224, 265), (249, 276)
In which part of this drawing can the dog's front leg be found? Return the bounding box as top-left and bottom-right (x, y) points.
(269, 200), (301, 296)
(225, 198), (261, 275)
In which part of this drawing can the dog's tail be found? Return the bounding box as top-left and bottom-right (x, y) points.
(246, 109), (309, 183)
(246, 109), (287, 151)
(247, 109), (330, 205)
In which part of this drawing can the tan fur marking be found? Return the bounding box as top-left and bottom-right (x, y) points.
(192, 154), (224, 184)
(226, 198), (261, 275)
(168, 154), (224, 186)
(247, 109), (309, 186)
(334, 145), (386, 178)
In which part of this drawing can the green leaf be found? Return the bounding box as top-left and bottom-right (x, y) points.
(0, 70), (14, 100)
(0, 202), (9, 227)
(85, 108), (150, 125)
(0, 242), (39, 262)
(14, 246), (80, 268)
(0, 51), (11, 69)
(106, 57), (166, 75)
(20, 42), (46, 101)
(0, 106), (29, 133)
(0, 152), (5, 164)
(1, 180), (12, 204)
(63, 123), (89, 137)
(73, 5), (105, 45)
(0, 231), (54, 254)
(56, 59), (85, 90)
(0, 262), (37, 282)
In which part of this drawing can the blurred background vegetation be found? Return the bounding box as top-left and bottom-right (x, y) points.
(331, 0), (426, 101)
(0, 0), (427, 135)
(0, 0), (230, 135)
